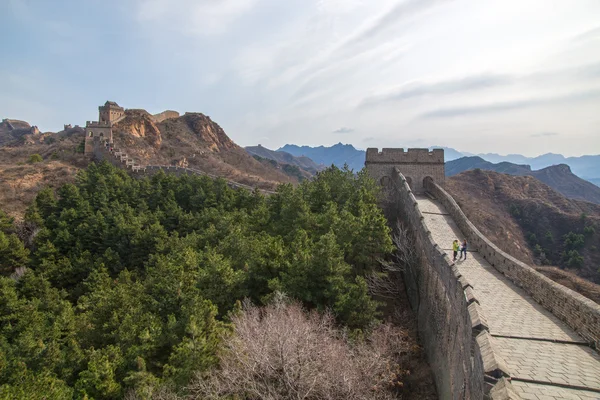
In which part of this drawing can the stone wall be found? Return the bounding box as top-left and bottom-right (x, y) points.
(91, 139), (276, 195)
(91, 139), (125, 169)
(365, 148), (445, 194)
(389, 168), (501, 400)
(424, 177), (600, 348)
(152, 110), (180, 123)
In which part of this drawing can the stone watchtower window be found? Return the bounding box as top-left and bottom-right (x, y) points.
(380, 176), (391, 187)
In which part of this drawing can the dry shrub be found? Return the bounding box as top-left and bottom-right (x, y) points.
(189, 296), (409, 400)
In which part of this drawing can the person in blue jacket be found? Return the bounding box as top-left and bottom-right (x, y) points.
(459, 239), (468, 260)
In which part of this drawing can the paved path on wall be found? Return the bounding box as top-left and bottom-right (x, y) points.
(416, 195), (600, 400)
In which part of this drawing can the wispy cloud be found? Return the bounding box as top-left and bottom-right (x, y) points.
(340, 0), (452, 49)
(531, 132), (559, 138)
(135, 0), (257, 36)
(571, 25), (600, 44)
(361, 73), (511, 106)
(332, 127), (354, 134)
(420, 89), (600, 119)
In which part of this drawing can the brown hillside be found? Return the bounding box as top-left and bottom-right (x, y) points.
(446, 170), (600, 288)
(0, 107), (295, 218)
(0, 127), (89, 217)
(529, 164), (600, 205)
(112, 110), (295, 189)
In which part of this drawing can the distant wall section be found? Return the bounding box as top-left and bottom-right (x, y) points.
(152, 110), (180, 123)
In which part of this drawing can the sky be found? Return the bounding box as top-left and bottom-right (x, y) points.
(1, 0), (600, 157)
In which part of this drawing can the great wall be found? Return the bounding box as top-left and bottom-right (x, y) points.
(366, 148), (600, 400)
(84, 101), (275, 194)
(82, 102), (600, 399)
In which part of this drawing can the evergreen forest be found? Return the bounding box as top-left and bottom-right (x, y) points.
(0, 162), (396, 399)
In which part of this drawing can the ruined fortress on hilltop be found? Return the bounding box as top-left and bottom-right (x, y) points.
(1, 118), (40, 135)
(84, 101), (125, 153)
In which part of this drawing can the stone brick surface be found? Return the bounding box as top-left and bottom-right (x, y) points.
(511, 381), (600, 400)
(495, 337), (600, 390)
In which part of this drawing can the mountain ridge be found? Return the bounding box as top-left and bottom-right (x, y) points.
(446, 156), (600, 204)
(245, 145), (325, 175)
(274, 143), (600, 186)
(278, 143), (366, 172)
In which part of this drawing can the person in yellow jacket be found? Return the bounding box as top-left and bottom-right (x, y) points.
(452, 239), (460, 261)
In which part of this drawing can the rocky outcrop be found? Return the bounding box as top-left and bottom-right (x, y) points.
(113, 109), (162, 147)
(178, 112), (236, 152)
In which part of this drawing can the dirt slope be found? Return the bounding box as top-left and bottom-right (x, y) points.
(0, 126), (89, 217)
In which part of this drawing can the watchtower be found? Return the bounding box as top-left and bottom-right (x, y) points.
(85, 101), (124, 154)
(365, 148), (445, 195)
(99, 101), (125, 124)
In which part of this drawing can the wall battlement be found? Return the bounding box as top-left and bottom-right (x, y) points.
(365, 148), (444, 163)
(365, 147), (445, 195)
(86, 121), (111, 128)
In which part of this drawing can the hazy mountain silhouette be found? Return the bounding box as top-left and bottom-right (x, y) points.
(278, 143), (366, 172)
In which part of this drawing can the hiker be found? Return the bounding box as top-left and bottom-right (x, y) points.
(452, 239), (459, 261)
(459, 239), (468, 260)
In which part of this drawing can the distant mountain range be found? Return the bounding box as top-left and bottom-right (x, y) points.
(245, 145), (325, 175)
(446, 156), (600, 204)
(434, 146), (600, 182)
(272, 143), (600, 187)
(278, 143), (366, 172)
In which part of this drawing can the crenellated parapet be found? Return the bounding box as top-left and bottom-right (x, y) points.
(365, 148), (444, 164)
(86, 121), (111, 128)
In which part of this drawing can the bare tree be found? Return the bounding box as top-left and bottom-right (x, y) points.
(14, 220), (41, 249)
(367, 220), (418, 299)
(187, 295), (407, 400)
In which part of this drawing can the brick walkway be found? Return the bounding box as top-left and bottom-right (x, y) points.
(416, 196), (600, 400)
